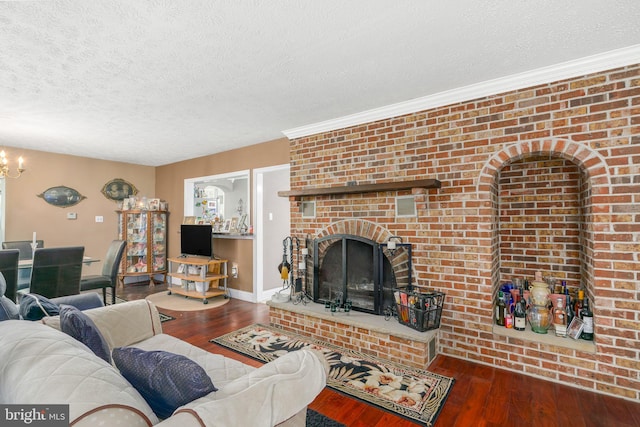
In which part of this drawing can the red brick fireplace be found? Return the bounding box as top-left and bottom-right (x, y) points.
(274, 63), (640, 402)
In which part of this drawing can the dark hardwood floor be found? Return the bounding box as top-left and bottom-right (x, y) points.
(119, 283), (640, 427)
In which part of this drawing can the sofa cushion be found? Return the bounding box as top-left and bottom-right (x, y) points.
(0, 320), (158, 425)
(19, 293), (60, 320)
(132, 333), (256, 389)
(59, 304), (111, 363)
(113, 347), (217, 419)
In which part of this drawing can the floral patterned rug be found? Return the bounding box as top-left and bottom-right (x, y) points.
(211, 324), (454, 426)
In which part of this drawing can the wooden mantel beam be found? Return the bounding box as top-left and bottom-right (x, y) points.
(277, 178), (441, 200)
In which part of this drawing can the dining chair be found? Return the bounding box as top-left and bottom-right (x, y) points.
(0, 249), (20, 302)
(27, 246), (85, 299)
(2, 240), (45, 293)
(80, 240), (126, 305)
(2, 240), (45, 260)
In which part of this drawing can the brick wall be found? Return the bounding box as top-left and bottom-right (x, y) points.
(286, 64), (640, 401)
(498, 156), (583, 287)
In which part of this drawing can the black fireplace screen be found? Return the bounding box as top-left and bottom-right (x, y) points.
(313, 234), (412, 315)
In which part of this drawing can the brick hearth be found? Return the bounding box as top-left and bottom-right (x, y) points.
(267, 300), (438, 369)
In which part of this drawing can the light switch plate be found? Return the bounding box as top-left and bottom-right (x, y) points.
(67, 212), (77, 220)
(95, 215), (104, 223)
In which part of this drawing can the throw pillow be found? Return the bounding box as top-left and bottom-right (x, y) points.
(112, 347), (217, 419)
(18, 293), (60, 320)
(59, 304), (111, 363)
(0, 295), (19, 320)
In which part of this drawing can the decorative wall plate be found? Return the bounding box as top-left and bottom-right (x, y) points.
(38, 186), (86, 208)
(101, 178), (138, 201)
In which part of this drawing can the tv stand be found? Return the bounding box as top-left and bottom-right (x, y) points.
(166, 257), (229, 304)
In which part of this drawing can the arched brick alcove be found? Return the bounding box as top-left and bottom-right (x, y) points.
(477, 138), (610, 325)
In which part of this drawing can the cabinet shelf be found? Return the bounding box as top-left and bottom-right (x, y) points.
(167, 272), (228, 282)
(278, 178), (441, 200)
(166, 257), (229, 304)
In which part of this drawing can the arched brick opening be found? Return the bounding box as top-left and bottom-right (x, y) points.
(477, 138), (610, 332)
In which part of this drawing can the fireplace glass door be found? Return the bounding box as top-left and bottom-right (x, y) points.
(314, 234), (404, 315)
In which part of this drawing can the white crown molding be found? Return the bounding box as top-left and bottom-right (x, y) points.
(282, 45), (640, 139)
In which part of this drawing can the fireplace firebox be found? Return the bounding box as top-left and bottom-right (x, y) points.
(313, 234), (412, 315)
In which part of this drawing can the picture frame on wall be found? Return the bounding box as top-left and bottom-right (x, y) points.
(101, 178), (138, 202)
(37, 186), (87, 208)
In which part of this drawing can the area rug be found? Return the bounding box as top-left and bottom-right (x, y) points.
(306, 409), (344, 427)
(145, 291), (229, 312)
(211, 324), (454, 426)
(110, 295), (175, 323)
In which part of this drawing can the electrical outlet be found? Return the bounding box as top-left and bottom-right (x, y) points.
(95, 216), (104, 223)
(67, 212), (77, 220)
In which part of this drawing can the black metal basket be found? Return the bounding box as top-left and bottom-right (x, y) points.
(395, 288), (445, 332)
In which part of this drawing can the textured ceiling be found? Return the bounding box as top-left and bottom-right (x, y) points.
(1, 1), (640, 166)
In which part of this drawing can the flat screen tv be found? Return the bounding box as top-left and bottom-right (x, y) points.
(180, 224), (213, 258)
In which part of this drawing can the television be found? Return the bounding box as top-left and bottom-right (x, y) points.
(180, 224), (213, 258)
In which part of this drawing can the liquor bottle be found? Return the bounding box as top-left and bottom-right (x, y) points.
(513, 294), (526, 331)
(552, 296), (566, 325)
(580, 297), (594, 340)
(574, 289), (584, 318)
(565, 293), (573, 326)
(552, 296), (567, 337)
(496, 291), (506, 326)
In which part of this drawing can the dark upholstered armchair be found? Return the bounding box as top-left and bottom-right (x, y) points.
(80, 240), (126, 305)
(27, 246), (85, 299)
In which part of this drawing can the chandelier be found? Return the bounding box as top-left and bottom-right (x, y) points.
(0, 150), (25, 179)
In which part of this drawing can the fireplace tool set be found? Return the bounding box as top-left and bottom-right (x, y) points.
(274, 236), (311, 304)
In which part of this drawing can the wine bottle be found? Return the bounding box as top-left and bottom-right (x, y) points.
(513, 294), (526, 331)
(565, 293), (573, 326)
(496, 291), (506, 326)
(580, 297), (594, 340)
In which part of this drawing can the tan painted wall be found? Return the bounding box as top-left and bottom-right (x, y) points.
(3, 147), (155, 275)
(3, 139), (288, 292)
(155, 137), (290, 292)
(212, 238), (254, 293)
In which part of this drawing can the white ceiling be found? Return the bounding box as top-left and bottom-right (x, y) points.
(1, 1), (640, 166)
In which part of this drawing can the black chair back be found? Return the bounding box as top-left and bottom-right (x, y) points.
(102, 240), (126, 279)
(2, 240), (44, 260)
(0, 249), (20, 302)
(29, 246), (84, 298)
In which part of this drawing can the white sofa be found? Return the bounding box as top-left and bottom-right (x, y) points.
(0, 299), (328, 427)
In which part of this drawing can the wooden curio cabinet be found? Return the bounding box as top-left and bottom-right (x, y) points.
(117, 209), (168, 285)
